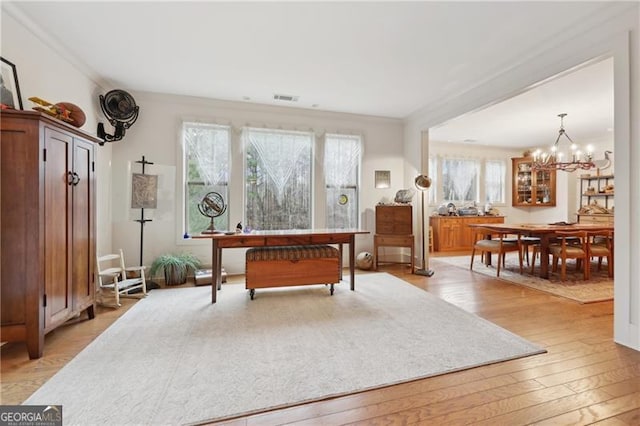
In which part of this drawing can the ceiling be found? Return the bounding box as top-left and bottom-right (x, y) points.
(430, 57), (614, 149)
(6, 2), (616, 148)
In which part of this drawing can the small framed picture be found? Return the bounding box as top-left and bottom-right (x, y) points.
(1, 57), (23, 110)
(375, 170), (391, 189)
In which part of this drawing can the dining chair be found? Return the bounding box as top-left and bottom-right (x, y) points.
(470, 227), (522, 277)
(588, 230), (614, 278)
(96, 249), (148, 307)
(520, 236), (541, 271)
(549, 230), (590, 281)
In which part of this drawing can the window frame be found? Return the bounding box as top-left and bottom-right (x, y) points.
(484, 159), (507, 204)
(242, 126), (315, 231)
(182, 121), (231, 236)
(324, 133), (362, 229)
(428, 155), (507, 207)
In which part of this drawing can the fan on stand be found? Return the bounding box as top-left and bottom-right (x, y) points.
(198, 192), (227, 234)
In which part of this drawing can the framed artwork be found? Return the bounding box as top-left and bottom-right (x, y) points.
(131, 173), (158, 209)
(0, 57), (23, 110)
(374, 170), (391, 189)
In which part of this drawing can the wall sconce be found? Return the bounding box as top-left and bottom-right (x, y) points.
(375, 170), (391, 189)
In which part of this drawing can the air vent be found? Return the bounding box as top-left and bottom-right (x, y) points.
(273, 94), (299, 102)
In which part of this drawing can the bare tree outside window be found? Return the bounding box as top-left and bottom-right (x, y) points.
(244, 128), (313, 230)
(442, 158), (479, 203)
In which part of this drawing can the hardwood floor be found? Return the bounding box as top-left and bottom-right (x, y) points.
(2, 261), (639, 425)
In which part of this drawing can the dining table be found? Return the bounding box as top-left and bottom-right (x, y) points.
(468, 222), (614, 279)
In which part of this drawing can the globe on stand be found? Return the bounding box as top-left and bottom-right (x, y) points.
(198, 192), (227, 234)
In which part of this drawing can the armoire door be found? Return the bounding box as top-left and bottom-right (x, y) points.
(72, 138), (95, 312)
(43, 127), (73, 329)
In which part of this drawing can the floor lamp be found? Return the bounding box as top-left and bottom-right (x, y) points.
(414, 174), (434, 276)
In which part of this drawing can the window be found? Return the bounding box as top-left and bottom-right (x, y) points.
(183, 122), (230, 235)
(244, 128), (313, 230)
(324, 134), (361, 228)
(428, 156), (438, 204)
(485, 160), (506, 203)
(442, 158), (479, 203)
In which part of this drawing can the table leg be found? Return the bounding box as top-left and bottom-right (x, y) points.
(211, 240), (219, 304)
(485, 234), (492, 266)
(349, 235), (355, 291)
(216, 246), (222, 291)
(338, 243), (344, 280)
(539, 235), (551, 279)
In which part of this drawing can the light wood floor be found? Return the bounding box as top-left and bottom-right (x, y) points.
(2, 260), (639, 425)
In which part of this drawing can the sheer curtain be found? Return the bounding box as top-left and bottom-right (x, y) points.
(244, 128), (313, 230)
(183, 122), (230, 233)
(442, 158), (479, 203)
(485, 160), (506, 203)
(184, 123), (229, 187)
(324, 134), (361, 228)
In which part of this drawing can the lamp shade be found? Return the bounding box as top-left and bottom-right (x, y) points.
(414, 174), (432, 191)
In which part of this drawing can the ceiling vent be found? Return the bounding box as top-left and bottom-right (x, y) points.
(273, 94), (299, 102)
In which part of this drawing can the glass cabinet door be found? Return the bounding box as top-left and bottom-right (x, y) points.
(512, 157), (556, 207)
(515, 165), (532, 205)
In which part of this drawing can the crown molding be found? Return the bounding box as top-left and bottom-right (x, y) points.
(2, 2), (112, 91)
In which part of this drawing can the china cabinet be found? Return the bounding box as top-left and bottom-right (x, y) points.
(512, 157), (556, 207)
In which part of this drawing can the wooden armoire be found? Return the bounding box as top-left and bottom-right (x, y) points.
(1, 110), (99, 359)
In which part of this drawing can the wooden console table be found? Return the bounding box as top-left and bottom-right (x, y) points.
(193, 229), (369, 303)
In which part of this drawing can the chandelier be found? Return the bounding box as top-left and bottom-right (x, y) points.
(532, 113), (595, 172)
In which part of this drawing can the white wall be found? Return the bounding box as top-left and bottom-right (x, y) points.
(404, 5), (640, 351)
(4, 1), (638, 351)
(0, 7), (113, 257)
(110, 91), (404, 274)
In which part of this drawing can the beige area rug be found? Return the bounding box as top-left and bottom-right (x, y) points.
(434, 253), (613, 304)
(25, 273), (544, 425)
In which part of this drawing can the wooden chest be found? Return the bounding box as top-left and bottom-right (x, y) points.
(245, 245), (340, 298)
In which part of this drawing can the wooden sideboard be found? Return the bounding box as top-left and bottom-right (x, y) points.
(430, 216), (505, 252)
(1, 110), (99, 358)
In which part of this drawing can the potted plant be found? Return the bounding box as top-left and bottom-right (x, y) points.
(149, 252), (201, 286)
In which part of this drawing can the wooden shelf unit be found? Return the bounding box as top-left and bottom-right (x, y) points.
(512, 157), (556, 207)
(577, 174), (614, 224)
(430, 216), (505, 252)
